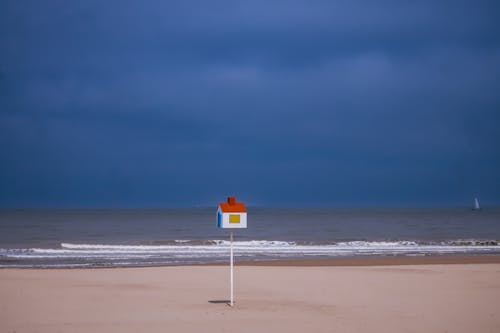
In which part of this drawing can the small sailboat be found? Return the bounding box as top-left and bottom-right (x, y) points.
(473, 197), (480, 211)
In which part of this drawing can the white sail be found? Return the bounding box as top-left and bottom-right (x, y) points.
(473, 198), (480, 210)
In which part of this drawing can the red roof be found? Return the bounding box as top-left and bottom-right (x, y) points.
(219, 196), (247, 213)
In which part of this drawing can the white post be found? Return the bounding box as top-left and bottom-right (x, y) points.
(230, 230), (234, 307)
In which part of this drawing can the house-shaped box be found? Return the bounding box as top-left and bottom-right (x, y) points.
(217, 197), (247, 229)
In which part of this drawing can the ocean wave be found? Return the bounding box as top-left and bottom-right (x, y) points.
(60, 239), (498, 249)
(1, 239), (498, 268)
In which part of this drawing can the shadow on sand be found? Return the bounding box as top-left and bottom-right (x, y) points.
(208, 300), (231, 306)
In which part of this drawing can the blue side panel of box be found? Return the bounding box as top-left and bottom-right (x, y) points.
(217, 210), (222, 228)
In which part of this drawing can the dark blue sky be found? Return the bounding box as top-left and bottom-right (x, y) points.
(1, 1), (499, 207)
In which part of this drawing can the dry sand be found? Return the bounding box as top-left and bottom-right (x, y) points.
(1, 259), (500, 333)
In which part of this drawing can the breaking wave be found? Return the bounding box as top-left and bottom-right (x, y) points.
(0, 239), (498, 268)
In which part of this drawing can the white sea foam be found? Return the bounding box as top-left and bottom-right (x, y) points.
(0, 240), (498, 267)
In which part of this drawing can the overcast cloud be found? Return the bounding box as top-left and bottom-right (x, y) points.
(1, 0), (499, 206)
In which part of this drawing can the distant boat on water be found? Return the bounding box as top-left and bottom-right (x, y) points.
(473, 197), (481, 211)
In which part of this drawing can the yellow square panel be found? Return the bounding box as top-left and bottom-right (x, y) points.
(229, 214), (240, 223)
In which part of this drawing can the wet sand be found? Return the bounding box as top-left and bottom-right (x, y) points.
(232, 254), (500, 266)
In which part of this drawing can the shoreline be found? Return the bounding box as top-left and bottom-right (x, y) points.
(232, 254), (500, 266)
(3, 254), (500, 270)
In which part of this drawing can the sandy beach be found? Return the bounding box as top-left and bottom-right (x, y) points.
(1, 258), (500, 333)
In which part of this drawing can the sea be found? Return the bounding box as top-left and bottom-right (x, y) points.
(1, 207), (499, 268)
